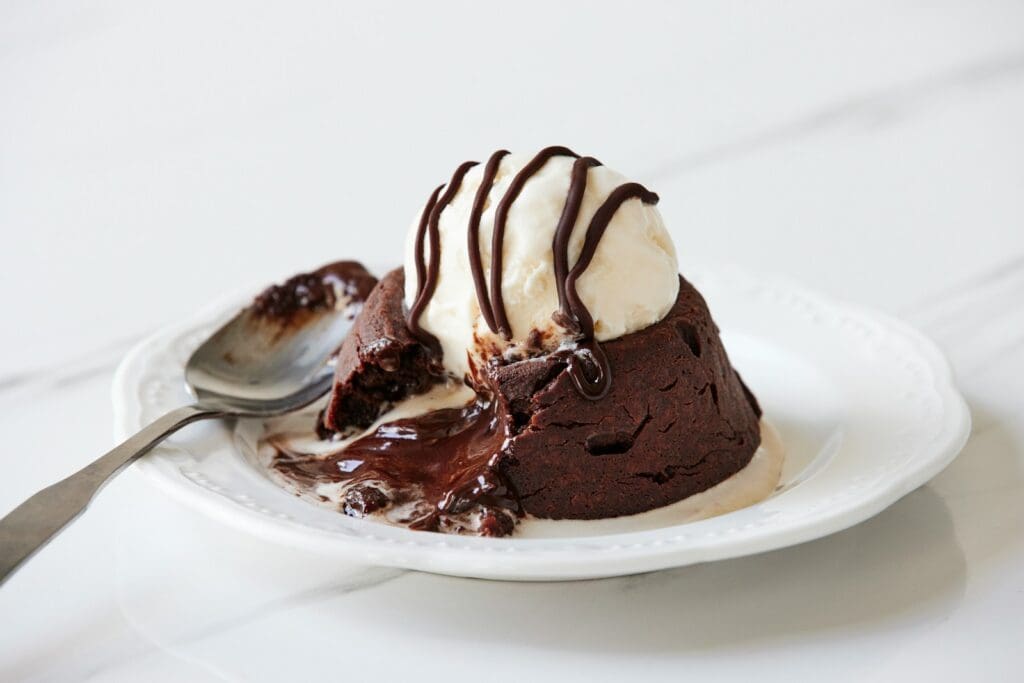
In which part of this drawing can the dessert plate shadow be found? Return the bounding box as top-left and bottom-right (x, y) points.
(113, 266), (970, 581)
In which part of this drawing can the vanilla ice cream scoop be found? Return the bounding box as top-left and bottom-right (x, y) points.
(403, 147), (679, 384)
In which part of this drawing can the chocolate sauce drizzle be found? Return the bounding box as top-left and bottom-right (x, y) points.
(406, 147), (659, 400)
(467, 150), (510, 333)
(564, 182), (661, 339)
(489, 146), (580, 338)
(560, 182), (659, 398)
(552, 156), (603, 322)
(407, 184), (442, 345)
(407, 161), (478, 349)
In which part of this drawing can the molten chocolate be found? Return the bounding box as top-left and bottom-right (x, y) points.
(275, 397), (518, 536)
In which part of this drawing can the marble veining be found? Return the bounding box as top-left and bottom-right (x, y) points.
(643, 51), (1024, 181)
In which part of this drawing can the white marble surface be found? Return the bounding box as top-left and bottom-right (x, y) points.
(1, 1), (1022, 680)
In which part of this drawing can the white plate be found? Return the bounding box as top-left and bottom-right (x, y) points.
(112, 267), (970, 581)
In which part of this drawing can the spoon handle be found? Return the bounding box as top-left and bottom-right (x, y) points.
(0, 404), (219, 586)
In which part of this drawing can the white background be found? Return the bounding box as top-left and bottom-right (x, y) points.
(1, 2), (1022, 681)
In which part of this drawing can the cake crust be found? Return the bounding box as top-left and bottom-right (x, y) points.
(490, 276), (761, 519)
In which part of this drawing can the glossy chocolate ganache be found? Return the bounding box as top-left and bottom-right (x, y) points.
(263, 147), (766, 536)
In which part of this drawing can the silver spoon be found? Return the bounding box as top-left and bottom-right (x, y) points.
(0, 289), (356, 586)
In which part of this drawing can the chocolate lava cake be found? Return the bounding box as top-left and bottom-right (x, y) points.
(294, 267), (762, 529)
(269, 146), (764, 536)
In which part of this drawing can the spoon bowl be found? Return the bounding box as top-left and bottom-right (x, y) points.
(185, 301), (353, 414)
